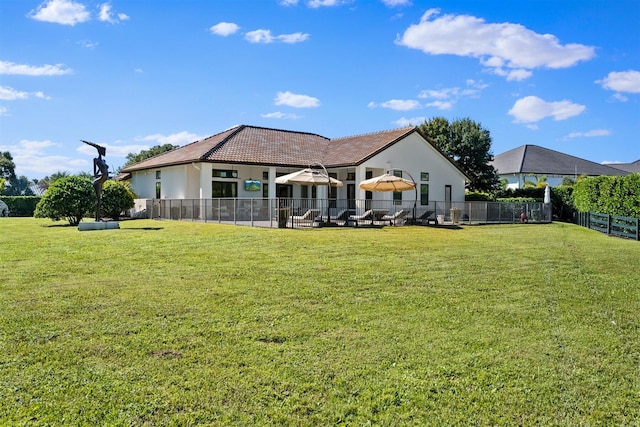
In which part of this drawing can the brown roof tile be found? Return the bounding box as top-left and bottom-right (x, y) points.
(121, 124), (420, 172)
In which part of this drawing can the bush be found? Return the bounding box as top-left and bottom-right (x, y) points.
(34, 176), (94, 225)
(573, 174), (640, 218)
(465, 191), (493, 201)
(0, 196), (41, 217)
(101, 180), (135, 220)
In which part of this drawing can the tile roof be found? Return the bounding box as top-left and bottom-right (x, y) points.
(607, 159), (640, 173)
(121, 124), (419, 172)
(491, 145), (629, 177)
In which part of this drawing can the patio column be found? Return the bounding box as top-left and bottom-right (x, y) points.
(268, 167), (277, 200)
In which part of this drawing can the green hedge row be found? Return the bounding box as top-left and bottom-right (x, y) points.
(573, 174), (640, 219)
(0, 196), (42, 217)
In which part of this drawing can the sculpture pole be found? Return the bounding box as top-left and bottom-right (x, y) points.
(81, 140), (109, 222)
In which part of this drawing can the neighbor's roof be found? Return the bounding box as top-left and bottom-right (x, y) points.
(121, 125), (427, 172)
(491, 145), (628, 177)
(607, 159), (640, 173)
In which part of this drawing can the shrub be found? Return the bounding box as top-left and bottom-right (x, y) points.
(101, 180), (135, 220)
(34, 176), (94, 225)
(0, 196), (41, 217)
(465, 191), (493, 201)
(573, 174), (640, 218)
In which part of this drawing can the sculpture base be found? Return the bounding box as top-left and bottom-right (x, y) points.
(78, 221), (120, 231)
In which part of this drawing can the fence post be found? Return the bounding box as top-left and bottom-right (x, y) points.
(607, 213), (611, 235)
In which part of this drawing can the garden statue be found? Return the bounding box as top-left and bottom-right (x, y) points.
(82, 140), (110, 221)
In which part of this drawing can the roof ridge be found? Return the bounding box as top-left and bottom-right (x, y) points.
(330, 126), (415, 141)
(242, 124), (330, 140)
(200, 125), (247, 159)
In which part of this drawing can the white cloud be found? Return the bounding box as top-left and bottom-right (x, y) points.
(28, 0), (91, 26)
(596, 70), (640, 94)
(368, 99), (421, 111)
(381, 0), (411, 6)
(275, 91), (320, 108)
(210, 22), (240, 36)
(0, 61), (73, 76)
(77, 39), (98, 48)
(565, 129), (611, 139)
(261, 112), (301, 119)
(136, 131), (205, 146)
(392, 116), (427, 127)
(417, 80), (487, 110)
(0, 106), (8, 116)
(397, 9), (595, 81)
(98, 3), (129, 23)
(0, 86), (50, 101)
(508, 96), (586, 123)
(134, 68), (144, 73)
(0, 139), (90, 176)
(308, 0), (352, 7)
(245, 29), (309, 44)
(279, 0), (299, 5)
(424, 100), (453, 110)
(0, 86), (28, 101)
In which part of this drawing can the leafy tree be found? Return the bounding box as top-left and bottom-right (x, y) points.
(34, 176), (94, 225)
(0, 151), (17, 181)
(2, 175), (35, 196)
(123, 144), (179, 168)
(418, 117), (499, 192)
(0, 178), (5, 193)
(101, 180), (135, 220)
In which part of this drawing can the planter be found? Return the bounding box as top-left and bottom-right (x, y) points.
(276, 208), (290, 228)
(450, 208), (462, 224)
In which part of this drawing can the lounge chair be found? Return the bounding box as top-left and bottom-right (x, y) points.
(331, 209), (352, 224)
(291, 209), (320, 226)
(348, 210), (373, 226)
(416, 210), (437, 225)
(382, 209), (409, 226)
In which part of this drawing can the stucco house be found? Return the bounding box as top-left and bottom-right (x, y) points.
(491, 144), (628, 189)
(120, 124), (468, 220)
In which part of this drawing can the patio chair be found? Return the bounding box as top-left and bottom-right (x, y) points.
(348, 209), (373, 226)
(331, 209), (352, 225)
(291, 209), (320, 226)
(416, 210), (437, 225)
(382, 209), (409, 226)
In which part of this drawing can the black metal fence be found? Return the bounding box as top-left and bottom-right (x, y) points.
(131, 198), (552, 228)
(577, 212), (639, 240)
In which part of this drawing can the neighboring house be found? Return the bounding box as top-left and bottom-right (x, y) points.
(491, 144), (628, 189)
(120, 124), (468, 210)
(607, 159), (640, 174)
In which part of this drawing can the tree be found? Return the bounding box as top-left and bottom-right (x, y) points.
(122, 144), (179, 169)
(34, 176), (94, 225)
(101, 180), (135, 220)
(418, 117), (500, 192)
(2, 175), (35, 196)
(0, 151), (17, 181)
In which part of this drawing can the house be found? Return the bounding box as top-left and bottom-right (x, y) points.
(491, 144), (628, 189)
(120, 124), (468, 214)
(608, 160), (640, 174)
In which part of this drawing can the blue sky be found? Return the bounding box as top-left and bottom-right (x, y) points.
(1, 0), (639, 179)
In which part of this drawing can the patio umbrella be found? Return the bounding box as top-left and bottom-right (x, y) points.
(359, 171), (417, 221)
(274, 168), (343, 187)
(544, 185), (551, 204)
(275, 167), (343, 225)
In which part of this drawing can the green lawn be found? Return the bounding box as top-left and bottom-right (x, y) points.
(1, 218), (638, 425)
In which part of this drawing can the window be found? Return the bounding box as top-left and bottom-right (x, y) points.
(155, 170), (161, 179)
(347, 172), (355, 181)
(262, 183), (269, 198)
(420, 184), (429, 205)
(212, 181), (237, 198)
(421, 172), (429, 181)
(212, 169), (238, 178)
(392, 170), (402, 204)
(301, 185), (309, 199)
(155, 182), (161, 199)
(262, 171), (268, 180)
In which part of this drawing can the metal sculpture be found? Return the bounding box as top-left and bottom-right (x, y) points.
(82, 140), (109, 221)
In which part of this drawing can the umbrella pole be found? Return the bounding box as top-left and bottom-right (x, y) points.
(311, 161), (331, 225)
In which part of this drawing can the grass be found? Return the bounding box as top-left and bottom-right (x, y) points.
(1, 218), (639, 426)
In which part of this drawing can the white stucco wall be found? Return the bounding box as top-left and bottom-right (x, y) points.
(360, 132), (467, 204)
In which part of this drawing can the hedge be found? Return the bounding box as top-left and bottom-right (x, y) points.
(0, 196), (42, 217)
(573, 174), (640, 218)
